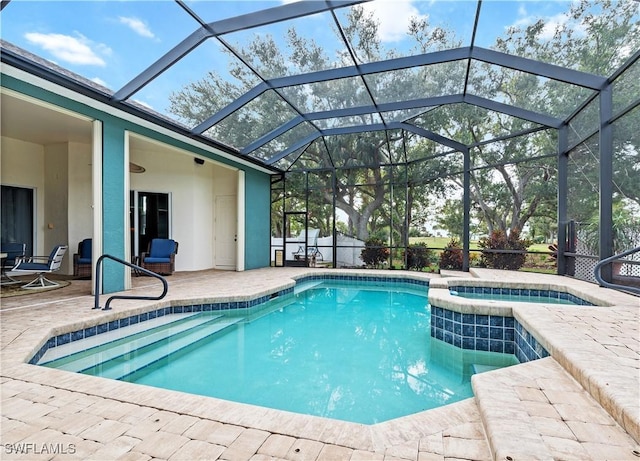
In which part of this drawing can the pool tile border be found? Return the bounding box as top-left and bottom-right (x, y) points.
(449, 285), (594, 306)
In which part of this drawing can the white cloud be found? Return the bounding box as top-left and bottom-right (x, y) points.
(119, 16), (155, 39)
(24, 32), (109, 66)
(512, 9), (586, 41)
(361, 0), (428, 42)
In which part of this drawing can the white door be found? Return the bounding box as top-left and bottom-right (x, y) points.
(215, 195), (237, 269)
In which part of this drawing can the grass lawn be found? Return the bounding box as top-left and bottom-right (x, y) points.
(404, 237), (556, 273)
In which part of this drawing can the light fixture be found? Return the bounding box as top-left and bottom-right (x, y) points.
(129, 162), (145, 173)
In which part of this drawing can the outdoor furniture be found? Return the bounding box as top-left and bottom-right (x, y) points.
(291, 229), (323, 262)
(73, 238), (92, 278)
(1, 242), (26, 284)
(12, 244), (68, 289)
(140, 239), (178, 275)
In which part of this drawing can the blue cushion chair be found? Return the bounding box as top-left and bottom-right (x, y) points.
(73, 238), (92, 278)
(1, 242), (26, 284)
(12, 244), (68, 289)
(140, 239), (178, 275)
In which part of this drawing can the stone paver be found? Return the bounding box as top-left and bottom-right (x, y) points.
(1, 267), (639, 460)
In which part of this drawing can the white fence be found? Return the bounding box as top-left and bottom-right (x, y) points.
(271, 234), (365, 267)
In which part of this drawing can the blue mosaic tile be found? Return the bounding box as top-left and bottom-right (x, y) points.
(476, 326), (489, 339)
(462, 336), (475, 349)
(462, 324), (475, 337)
(489, 340), (504, 353)
(56, 333), (70, 346)
(71, 330), (83, 342)
(490, 327), (504, 340)
(97, 323), (108, 334)
(119, 317), (130, 328)
(476, 315), (489, 326)
(504, 328), (515, 342)
(462, 313), (475, 324)
(490, 316), (504, 327)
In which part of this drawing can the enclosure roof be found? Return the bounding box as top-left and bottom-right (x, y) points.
(1, 0), (638, 171)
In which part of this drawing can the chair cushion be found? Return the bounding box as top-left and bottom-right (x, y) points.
(16, 262), (50, 271)
(80, 239), (92, 259)
(150, 239), (175, 258)
(78, 258), (92, 264)
(144, 257), (171, 264)
(1, 243), (25, 266)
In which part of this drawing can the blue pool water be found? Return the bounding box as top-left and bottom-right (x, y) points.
(450, 289), (585, 305)
(41, 281), (518, 424)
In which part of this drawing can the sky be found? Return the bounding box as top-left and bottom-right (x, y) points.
(0, 0), (594, 117)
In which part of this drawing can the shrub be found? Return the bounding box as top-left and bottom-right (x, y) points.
(478, 229), (531, 270)
(439, 238), (463, 270)
(405, 243), (435, 271)
(361, 237), (389, 268)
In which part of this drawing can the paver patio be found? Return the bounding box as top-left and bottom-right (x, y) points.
(1, 268), (638, 460)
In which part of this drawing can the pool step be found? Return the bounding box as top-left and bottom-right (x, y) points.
(42, 313), (229, 373)
(40, 312), (213, 364)
(78, 316), (244, 380)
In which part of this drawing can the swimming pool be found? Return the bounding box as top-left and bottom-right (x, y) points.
(37, 279), (518, 424)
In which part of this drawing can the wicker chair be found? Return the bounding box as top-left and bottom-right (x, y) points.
(140, 239), (178, 275)
(73, 238), (92, 278)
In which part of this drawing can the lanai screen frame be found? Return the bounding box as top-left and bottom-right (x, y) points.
(1, 0), (638, 281)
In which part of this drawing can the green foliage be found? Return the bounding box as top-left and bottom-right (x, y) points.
(439, 238), (464, 271)
(361, 237), (389, 268)
(405, 243), (435, 271)
(478, 229), (531, 270)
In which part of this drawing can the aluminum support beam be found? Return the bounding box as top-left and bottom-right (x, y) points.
(462, 147), (471, 272)
(192, 84), (270, 134)
(598, 84), (614, 283)
(205, 0), (370, 36)
(265, 121), (464, 165)
(113, 28), (211, 101)
(471, 47), (607, 90)
(556, 125), (569, 275)
(242, 95), (465, 155)
(464, 94), (563, 128)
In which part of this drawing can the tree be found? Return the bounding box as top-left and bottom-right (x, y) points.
(168, 0), (640, 244)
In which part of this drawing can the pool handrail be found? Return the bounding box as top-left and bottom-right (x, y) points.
(93, 254), (168, 311)
(594, 246), (640, 295)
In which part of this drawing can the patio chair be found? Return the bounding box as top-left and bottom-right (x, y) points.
(73, 238), (92, 278)
(140, 238), (178, 275)
(12, 244), (68, 289)
(1, 242), (26, 284)
(291, 228), (323, 262)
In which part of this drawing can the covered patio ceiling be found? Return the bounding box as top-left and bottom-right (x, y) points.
(1, 0), (638, 171)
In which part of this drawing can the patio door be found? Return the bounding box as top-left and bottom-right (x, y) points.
(130, 191), (170, 259)
(1, 185), (34, 257)
(215, 195), (237, 269)
(284, 211), (308, 267)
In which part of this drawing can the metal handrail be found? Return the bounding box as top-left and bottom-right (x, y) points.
(594, 246), (640, 295)
(93, 254), (168, 311)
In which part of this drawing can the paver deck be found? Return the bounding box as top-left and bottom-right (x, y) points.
(1, 267), (639, 460)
